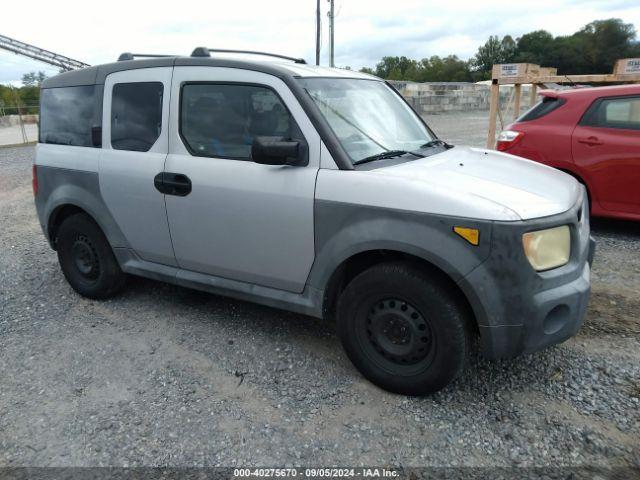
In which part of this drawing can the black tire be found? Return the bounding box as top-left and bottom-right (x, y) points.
(337, 262), (471, 396)
(56, 213), (126, 299)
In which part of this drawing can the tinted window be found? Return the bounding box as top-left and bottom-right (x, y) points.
(40, 86), (95, 147)
(581, 96), (640, 131)
(517, 96), (565, 122)
(180, 83), (301, 160)
(111, 82), (163, 152)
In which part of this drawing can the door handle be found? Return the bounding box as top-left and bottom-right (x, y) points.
(578, 136), (603, 146)
(154, 172), (192, 196)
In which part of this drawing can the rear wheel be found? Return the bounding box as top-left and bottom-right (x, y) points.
(56, 213), (126, 299)
(337, 262), (471, 395)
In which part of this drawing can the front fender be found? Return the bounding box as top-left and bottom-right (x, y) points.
(307, 199), (493, 291)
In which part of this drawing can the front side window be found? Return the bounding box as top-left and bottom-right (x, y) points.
(297, 78), (435, 163)
(180, 83), (301, 160)
(40, 85), (95, 147)
(582, 96), (640, 131)
(111, 82), (163, 152)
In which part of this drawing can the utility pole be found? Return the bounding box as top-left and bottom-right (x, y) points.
(328, 0), (335, 67)
(315, 0), (321, 65)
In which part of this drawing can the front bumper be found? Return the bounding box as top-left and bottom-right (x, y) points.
(458, 190), (594, 359)
(475, 261), (591, 358)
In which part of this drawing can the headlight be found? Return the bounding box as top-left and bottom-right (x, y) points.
(522, 225), (570, 271)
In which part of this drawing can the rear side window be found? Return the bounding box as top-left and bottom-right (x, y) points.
(517, 96), (566, 122)
(111, 82), (164, 152)
(180, 83), (302, 160)
(581, 96), (640, 131)
(40, 86), (95, 147)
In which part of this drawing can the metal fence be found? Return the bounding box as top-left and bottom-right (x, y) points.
(0, 105), (39, 146)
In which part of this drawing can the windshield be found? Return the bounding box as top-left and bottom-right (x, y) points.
(298, 78), (435, 164)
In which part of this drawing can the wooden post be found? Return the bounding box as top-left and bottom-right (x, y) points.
(513, 84), (521, 120)
(11, 86), (28, 144)
(487, 81), (500, 149)
(529, 84), (538, 108)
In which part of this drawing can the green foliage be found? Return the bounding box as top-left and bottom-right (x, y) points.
(366, 55), (472, 82)
(21, 71), (47, 87)
(416, 55), (472, 82)
(470, 35), (517, 79)
(0, 84), (41, 114)
(0, 71), (47, 115)
(373, 56), (420, 80)
(363, 18), (640, 81)
(515, 30), (555, 65)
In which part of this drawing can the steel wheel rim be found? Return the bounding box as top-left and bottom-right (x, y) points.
(71, 234), (100, 280)
(356, 296), (437, 375)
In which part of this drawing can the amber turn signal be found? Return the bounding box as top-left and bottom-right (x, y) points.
(453, 226), (479, 246)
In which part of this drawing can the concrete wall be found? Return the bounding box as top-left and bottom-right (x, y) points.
(389, 81), (534, 115)
(0, 114), (39, 127)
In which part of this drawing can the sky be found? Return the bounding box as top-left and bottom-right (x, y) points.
(1, 0), (639, 84)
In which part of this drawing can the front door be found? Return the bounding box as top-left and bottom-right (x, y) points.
(99, 67), (176, 265)
(164, 67), (320, 293)
(572, 95), (640, 214)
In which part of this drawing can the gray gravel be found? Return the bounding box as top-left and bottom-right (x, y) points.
(1, 144), (639, 469)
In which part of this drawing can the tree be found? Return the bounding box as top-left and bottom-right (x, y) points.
(501, 35), (517, 62)
(573, 19), (638, 73)
(359, 18), (640, 81)
(515, 30), (555, 64)
(531, 18), (639, 74)
(21, 71), (47, 87)
(470, 35), (516, 78)
(373, 56), (419, 81)
(416, 55), (472, 82)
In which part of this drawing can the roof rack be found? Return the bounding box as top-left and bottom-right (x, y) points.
(191, 47), (306, 64)
(117, 52), (173, 62)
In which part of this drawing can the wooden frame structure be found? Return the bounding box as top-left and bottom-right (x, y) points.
(486, 58), (640, 148)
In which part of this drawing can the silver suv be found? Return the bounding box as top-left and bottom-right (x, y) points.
(34, 48), (595, 395)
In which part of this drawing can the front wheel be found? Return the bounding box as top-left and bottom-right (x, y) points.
(337, 262), (471, 395)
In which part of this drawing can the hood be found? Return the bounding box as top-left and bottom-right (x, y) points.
(378, 146), (581, 221)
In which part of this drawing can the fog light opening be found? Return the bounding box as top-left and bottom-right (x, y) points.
(543, 304), (570, 335)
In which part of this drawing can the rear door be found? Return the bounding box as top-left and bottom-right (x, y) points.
(572, 94), (640, 214)
(163, 66), (320, 293)
(99, 67), (176, 265)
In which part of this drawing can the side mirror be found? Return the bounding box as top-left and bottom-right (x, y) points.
(251, 136), (307, 166)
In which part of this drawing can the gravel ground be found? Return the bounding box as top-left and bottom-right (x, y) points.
(0, 143), (639, 469)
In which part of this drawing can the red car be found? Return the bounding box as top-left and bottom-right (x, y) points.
(497, 84), (640, 221)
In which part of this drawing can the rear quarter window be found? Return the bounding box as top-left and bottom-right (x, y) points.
(517, 96), (566, 122)
(40, 86), (96, 147)
(580, 95), (640, 131)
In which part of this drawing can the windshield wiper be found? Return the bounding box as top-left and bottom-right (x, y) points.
(353, 150), (423, 166)
(419, 139), (453, 149)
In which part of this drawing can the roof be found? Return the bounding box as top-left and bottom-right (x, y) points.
(41, 55), (378, 89)
(540, 83), (640, 99)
